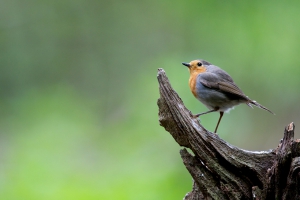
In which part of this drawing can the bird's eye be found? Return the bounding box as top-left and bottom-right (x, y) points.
(197, 62), (202, 66)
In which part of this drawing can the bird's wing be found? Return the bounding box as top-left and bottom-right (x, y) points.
(199, 72), (249, 100)
(218, 82), (248, 99)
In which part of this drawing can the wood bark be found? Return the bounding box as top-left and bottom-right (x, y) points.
(157, 68), (300, 200)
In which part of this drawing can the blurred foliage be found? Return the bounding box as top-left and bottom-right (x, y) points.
(0, 0), (300, 199)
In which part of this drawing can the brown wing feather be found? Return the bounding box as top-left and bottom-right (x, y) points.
(199, 71), (274, 114)
(199, 72), (249, 100)
(217, 82), (249, 100)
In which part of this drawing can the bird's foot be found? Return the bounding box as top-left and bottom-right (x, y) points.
(191, 114), (201, 122)
(193, 113), (201, 118)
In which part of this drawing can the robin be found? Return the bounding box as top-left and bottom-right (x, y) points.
(182, 59), (274, 133)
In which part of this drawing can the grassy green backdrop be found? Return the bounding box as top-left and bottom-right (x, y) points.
(1, 1), (300, 199)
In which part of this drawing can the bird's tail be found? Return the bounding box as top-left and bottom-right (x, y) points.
(247, 100), (275, 115)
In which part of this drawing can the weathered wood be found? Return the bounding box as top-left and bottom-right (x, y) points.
(157, 68), (300, 200)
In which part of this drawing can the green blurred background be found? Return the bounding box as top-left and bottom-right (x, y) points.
(1, 1), (300, 199)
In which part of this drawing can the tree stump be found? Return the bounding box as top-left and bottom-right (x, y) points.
(157, 68), (300, 200)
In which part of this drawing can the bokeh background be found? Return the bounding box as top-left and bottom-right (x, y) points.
(1, 1), (300, 199)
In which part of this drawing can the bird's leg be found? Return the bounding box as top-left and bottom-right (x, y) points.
(193, 109), (217, 118)
(214, 112), (224, 133)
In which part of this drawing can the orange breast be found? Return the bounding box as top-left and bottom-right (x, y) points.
(189, 74), (198, 98)
(188, 67), (206, 98)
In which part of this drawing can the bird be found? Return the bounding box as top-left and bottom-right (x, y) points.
(182, 59), (274, 133)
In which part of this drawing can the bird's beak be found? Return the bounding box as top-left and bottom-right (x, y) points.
(182, 62), (190, 67)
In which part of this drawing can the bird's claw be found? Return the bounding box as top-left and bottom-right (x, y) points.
(192, 114), (201, 122)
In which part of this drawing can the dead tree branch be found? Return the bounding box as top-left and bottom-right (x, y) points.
(157, 68), (300, 200)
